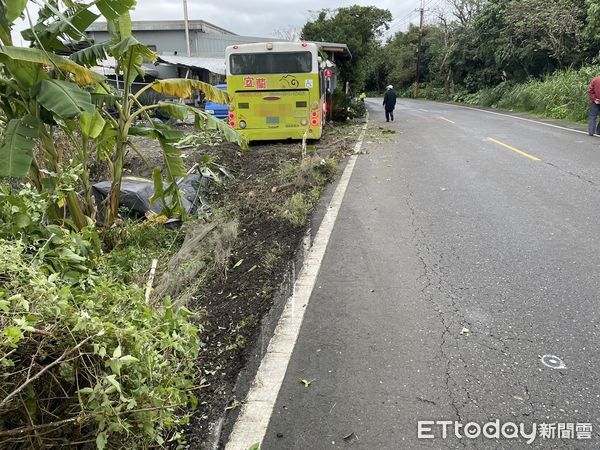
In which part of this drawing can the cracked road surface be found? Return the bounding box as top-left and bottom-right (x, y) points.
(259, 99), (600, 449)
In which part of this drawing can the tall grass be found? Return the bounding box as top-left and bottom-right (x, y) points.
(460, 66), (600, 123)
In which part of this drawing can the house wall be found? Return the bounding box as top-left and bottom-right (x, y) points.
(85, 21), (273, 82)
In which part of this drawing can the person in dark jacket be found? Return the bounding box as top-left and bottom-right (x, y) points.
(588, 76), (600, 136)
(383, 85), (397, 122)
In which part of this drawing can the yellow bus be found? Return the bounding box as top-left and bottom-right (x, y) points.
(225, 42), (327, 142)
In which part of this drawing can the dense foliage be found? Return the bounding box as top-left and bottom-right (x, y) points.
(0, 0), (247, 447)
(374, 0), (600, 99)
(301, 6), (392, 91)
(0, 0), (245, 230)
(0, 185), (199, 448)
(311, 1), (600, 114)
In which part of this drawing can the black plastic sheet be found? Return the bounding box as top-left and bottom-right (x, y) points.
(92, 174), (211, 218)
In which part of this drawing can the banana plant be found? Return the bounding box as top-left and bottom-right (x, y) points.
(0, 1), (105, 229)
(0, 0), (246, 228)
(86, 11), (246, 224)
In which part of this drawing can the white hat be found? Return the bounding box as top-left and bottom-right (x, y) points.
(387, 85), (393, 89)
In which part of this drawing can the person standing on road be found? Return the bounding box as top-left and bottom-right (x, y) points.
(383, 85), (397, 122)
(587, 76), (600, 136)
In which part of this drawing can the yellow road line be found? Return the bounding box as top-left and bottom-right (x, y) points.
(439, 116), (455, 124)
(487, 137), (540, 161)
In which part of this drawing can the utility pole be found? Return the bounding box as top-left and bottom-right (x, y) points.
(414, 0), (425, 98)
(183, 0), (192, 57)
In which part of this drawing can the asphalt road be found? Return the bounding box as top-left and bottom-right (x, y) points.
(260, 99), (600, 449)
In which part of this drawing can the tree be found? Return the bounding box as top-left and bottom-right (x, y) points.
(447, 0), (487, 26)
(301, 6), (392, 91)
(504, 0), (587, 68)
(273, 26), (301, 42)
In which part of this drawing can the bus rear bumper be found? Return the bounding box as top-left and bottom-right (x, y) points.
(238, 127), (322, 142)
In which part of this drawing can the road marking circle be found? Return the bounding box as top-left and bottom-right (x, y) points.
(541, 354), (567, 369)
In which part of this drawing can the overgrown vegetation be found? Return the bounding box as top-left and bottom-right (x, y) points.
(374, 0), (599, 96)
(0, 1), (369, 448)
(330, 88), (367, 122)
(301, 5), (392, 91)
(306, 1), (600, 122)
(0, 185), (199, 448)
(454, 66), (595, 122)
(0, 0), (247, 447)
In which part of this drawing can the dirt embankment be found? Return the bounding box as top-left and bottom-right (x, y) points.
(121, 122), (365, 448)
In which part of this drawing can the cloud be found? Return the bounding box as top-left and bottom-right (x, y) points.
(10, 0), (425, 45)
(130, 0), (418, 37)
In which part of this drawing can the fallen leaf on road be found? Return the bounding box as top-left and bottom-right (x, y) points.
(300, 379), (313, 387)
(460, 327), (470, 336)
(343, 432), (359, 442)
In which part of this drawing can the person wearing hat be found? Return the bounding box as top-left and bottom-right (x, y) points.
(383, 85), (397, 122)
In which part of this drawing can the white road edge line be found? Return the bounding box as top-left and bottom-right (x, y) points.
(439, 116), (455, 124)
(225, 115), (369, 450)
(444, 102), (590, 136)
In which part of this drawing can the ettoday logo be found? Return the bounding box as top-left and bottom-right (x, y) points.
(417, 420), (593, 444)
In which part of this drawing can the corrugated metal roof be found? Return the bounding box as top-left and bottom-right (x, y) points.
(87, 19), (236, 35)
(90, 57), (159, 77)
(90, 56), (117, 76)
(157, 55), (226, 75)
(192, 34), (274, 57)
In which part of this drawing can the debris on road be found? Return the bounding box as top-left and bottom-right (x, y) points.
(300, 379), (314, 388)
(342, 431), (359, 442)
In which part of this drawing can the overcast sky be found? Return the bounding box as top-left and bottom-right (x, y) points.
(12, 0), (449, 45)
(130, 0), (420, 38)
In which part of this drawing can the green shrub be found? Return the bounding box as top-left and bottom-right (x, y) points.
(330, 88), (350, 122)
(313, 157), (339, 183)
(101, 218), (184, 284)
(418, 84), (445, 101)
(279, 192), (313, 227)
(0, 184), (100, 282)
(457, 66), (599, 122)
(0, 185), (199, 448)
(348, 98), (367, 119)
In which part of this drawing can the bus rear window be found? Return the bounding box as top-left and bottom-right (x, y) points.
(229, 52), (312, 75)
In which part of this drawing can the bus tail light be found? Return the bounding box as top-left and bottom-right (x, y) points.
(311, 110), (320, 127)
(229, 112), (236, 127)
(240, 120), (247, 129)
